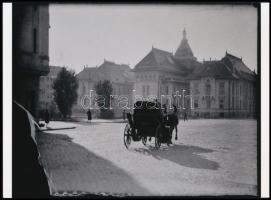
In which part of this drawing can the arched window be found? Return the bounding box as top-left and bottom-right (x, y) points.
(205, 80), (211, 95)
(82, 84), (86, 94)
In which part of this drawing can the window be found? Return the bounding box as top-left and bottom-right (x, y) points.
(205, 80), (211, 95)
(219, 82), (225, 95)
(206, 99), (211, 108)
(142, 85), (145, 96)
(82, 85), (86, 94)
(165, 86), (169, 94)
(146, 85), (150, 95)
(219, 99), (224, 109)
(194, 82), (200, 95)
(206, 96), (211, 108)
(194, 99), (199, 108)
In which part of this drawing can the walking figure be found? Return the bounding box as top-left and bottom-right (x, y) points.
(183, 111), (188, 121)
(44, 109), (50, 128)
(87, 109), (92, 123)
(173, 105), (179, 140)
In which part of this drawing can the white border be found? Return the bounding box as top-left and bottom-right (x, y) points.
(261, 3), (270, 198)
(1, 2), (270, 198)
(3, 3), (12, 198)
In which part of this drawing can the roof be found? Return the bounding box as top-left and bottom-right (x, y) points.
(187, 52), (256, 81)
(76, 67), (104, 82)
(76, 60), (135, 84)
(174, 29), (196, 61)
(134, 47), (188, 74)
(222, 53), (255, 81)
(174, 38), (195, 60)
(187, 60), (237, 80)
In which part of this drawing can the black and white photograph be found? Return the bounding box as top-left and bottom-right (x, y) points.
(2, 2), (270, 198)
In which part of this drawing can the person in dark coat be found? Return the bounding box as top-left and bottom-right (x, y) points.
(87, 109), (92, 122)
(44, 109), (50, 127)
(183, 111), (188, 121)
(13, 101), (50, 198)
(173, 105), (179, 140)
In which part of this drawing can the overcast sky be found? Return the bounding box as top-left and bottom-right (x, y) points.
(49, 4), (258, 73)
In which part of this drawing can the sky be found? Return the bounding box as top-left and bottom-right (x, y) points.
(49, 4), (258, 74)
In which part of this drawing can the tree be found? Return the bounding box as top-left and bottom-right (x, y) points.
(94, 80), (114, 119)
(53, 67), (78, 119)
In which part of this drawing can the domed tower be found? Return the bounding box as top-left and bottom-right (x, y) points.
(174, 28), (197, 62)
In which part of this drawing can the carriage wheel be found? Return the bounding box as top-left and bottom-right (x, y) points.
(142, 136), (147, 146)
(155, 125), (162, 150)
(124, 123), (132, 149)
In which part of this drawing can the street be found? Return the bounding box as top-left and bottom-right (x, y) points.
(37, 119), (258, 196)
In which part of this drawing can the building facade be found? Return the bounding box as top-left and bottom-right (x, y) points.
(188, 53), (257, 118)
(134, 29), (201, 114)
(74, 60), (135, 118)
(39, 66), (62, 114)
(13, 3), (50, 117)
(134, 29), (257, 118)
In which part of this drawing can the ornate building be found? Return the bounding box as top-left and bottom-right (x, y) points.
(134, 29), (257, 118)
(134, 29), (201, 112)
(188, 53), (257, 118)
(13, 3), (50, 117)
(74, 60), (135, 118)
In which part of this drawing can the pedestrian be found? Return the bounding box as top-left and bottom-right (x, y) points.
(162, 104), (167, 115)
(123, 110), (126, 121)
(184, 111), (188, 121)
(44, 109), (50, 128)
(87, 109), (92, 123)
(173, 105), (179, 140)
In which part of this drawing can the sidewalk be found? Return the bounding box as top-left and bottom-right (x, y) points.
(38, 121), (79, 131)
(81, 118), (126, 123)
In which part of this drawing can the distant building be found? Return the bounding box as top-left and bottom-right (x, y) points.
(134, 28), (201, 112)
(13, 3), (50, 117)
(39, 66), (62, 113)
(75, 60), (135, 118)
(134, 28), (257, 118)
(188, 53), (257, 118)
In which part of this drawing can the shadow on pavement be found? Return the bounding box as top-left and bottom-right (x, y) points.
(37, 132), (150, 196)
(133, 144), (220, 170)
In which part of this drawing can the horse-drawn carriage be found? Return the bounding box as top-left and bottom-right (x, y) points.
(123, 101), (178, 150)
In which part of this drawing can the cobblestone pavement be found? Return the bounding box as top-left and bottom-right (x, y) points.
(37, 119), (258, 197)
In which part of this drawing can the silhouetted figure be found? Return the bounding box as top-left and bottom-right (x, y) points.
(13, 101), (50, 198)
(123, 110), (126, 121)
(44, 109), (50, 127)
(87, 109), (92, 122)
(173, 105), (179, 140)
(162, 104), (167, 115)
(183, 111), (188, 121)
